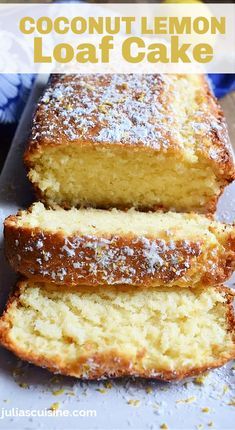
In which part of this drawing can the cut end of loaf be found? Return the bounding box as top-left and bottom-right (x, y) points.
(27, 144), (226, 213)
(0, 282), (234, 380)
(25, 73), (235, 213)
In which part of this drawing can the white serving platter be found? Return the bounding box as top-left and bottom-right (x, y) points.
(0, 75), (234, 430)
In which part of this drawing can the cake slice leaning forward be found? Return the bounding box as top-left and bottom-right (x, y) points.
(4, 202), (235, 288)
(24, 74), (235, 213)
(0, 281), (234, 380)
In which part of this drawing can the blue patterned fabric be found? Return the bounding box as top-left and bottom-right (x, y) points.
(0, 74), (35, 123)
(208, 74), (235, 98)
(0, 74), (234, 123)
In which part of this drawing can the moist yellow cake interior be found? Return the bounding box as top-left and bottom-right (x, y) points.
(28, 145), (220, 212)
(17, 202), (231, 244)
(3, 283), (234, 372)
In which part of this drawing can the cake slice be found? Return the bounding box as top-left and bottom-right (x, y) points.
(24, 74), (235, 213)
(0, 281), (234, 380)
(4, 202), (235, 288)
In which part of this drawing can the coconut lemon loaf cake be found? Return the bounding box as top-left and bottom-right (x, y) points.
(24, 74), (235, 213)
(4, 202), (235, 288)
(0, 282), (234, 380)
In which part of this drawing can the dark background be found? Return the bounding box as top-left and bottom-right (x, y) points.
(0, 124), (17, 172)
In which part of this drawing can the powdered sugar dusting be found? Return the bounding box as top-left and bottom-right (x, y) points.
(31, 74), (181, 151)
(28, 74), (233, 172)
(11, 233), (202, 285)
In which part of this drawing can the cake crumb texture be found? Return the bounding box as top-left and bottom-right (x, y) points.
(0, 281), (234, 380)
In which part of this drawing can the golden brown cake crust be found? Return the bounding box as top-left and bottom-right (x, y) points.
(24, 74), (235, 213)
(0, 283), (234, 381)
(4, 215), (235, 288)
(25, 74), (234, 174)
(25, 74), (178, 157)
